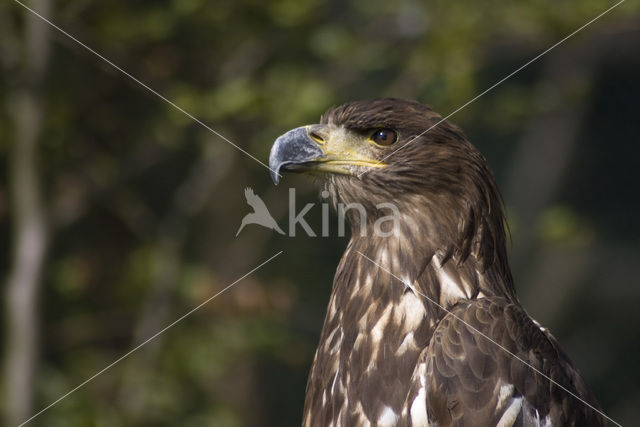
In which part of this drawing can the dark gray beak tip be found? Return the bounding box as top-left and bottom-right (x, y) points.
(270, 168), (281, 185)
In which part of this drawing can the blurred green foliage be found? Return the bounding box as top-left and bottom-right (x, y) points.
(1, 0), (639, 425)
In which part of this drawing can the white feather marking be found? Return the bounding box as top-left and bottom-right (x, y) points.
(353, 333), (364, 351)
(378, 406), (398, 426)
(433, 256), (468, 303)
(532, 318), (549, 333)
(410, 386), (428, 426)
(358, 312), (368, 330)
(330, 367), (340, 400)
(324, 327), (337, 350)
(401, 276), (414, 290)
(526, 407), (551, 427)
(349, 280), (360, 299)
(394, 291), (426, 331)
(388, 245), (399, 267)
(365, 273), (373, 286)
(379, 248), (389, 266)
(370, 305), (393, 345)
(328, 296), (338, 318)
(353, 401), (370, 426)
(496, 397), (523, 427)
(497, 384), (514, 409)
(330, 328), (342, 355)
(395, 332), (416, 356)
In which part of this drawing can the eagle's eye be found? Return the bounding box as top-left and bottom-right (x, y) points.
(369, 128), (397, 147)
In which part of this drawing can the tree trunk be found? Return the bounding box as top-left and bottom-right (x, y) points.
(4, 0), (51, 425)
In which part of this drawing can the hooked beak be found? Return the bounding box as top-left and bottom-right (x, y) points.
(268, 125), (386, 184)
(269, 127), (324, 184)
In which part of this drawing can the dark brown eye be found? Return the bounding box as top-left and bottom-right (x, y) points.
(370, 128), (397, 146)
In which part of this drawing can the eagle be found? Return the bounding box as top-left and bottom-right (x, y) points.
(268, 99), (607, 426)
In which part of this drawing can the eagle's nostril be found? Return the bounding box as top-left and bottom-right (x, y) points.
(308, 125), (329, 144)
(309, 131), (325, 144)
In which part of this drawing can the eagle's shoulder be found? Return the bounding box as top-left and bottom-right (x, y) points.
(401, 297), (606, 426)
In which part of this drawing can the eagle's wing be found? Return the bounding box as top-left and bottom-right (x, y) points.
(403, 297), (605, 426)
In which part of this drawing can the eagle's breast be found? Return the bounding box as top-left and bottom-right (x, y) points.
(303, 245), (440, 426)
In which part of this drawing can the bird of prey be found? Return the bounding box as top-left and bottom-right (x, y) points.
(236, 187), (285, 236)
(269, 99), (607, 426)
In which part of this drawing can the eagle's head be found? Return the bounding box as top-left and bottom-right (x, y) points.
(270, 99), (497, 215)
(270, 98), (510, 281)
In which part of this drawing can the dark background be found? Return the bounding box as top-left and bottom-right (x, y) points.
(1, 1), (639, 425)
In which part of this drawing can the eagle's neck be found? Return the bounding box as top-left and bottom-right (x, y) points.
(340, 214), (514, 319)
(341, 192), (515, 305)
(302, 194), (515, 425)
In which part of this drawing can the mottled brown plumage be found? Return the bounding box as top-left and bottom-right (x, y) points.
(269, 98), (606, 426)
